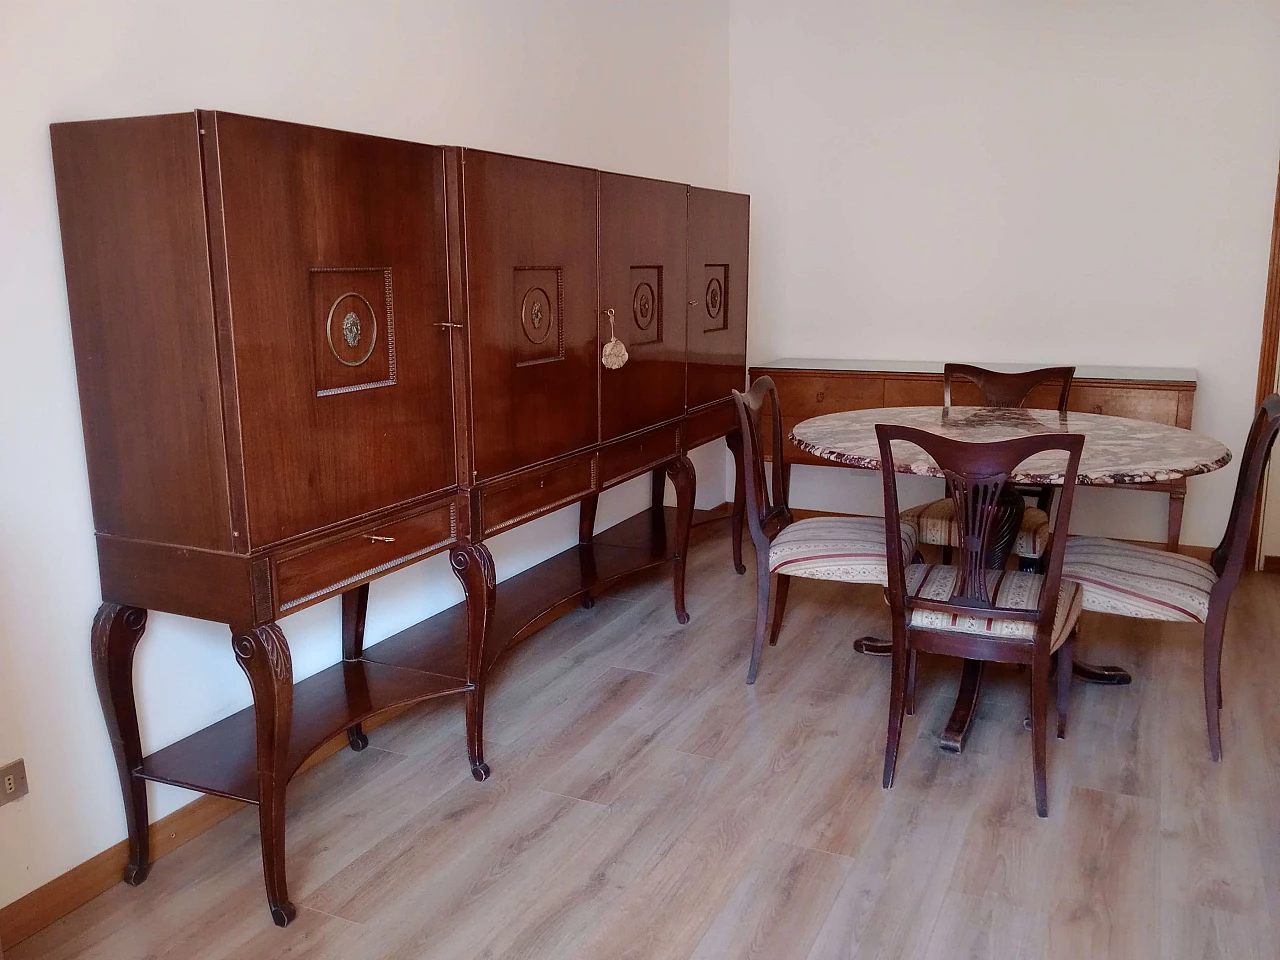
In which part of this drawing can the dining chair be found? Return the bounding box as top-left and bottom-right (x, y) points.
(731, 377), (918, 684)
(878, 424), (1085, 817)
(901, 364), (1076, 572)
(1061, 393), (1280, 761)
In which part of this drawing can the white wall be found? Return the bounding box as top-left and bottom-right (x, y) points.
(0, 0), (732, 909)
(728, 0), (1280, 544)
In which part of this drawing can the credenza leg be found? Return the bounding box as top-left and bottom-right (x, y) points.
(341, 585), (371, 751)
(1167, 480), (1186, 551)
(667, 455), (697, 624)
(579, 494), (599, 608)
(91, 603), (150, 886)
(727, 428), (747, 575)
(452, 542), (496, 781)
(232, 623), (296, 928)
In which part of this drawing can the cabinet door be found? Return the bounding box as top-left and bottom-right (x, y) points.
(209, 113), (456, 547)
(462, 151), (599, 480)
(598, 174), (688, 440)
(687, 188), (750, 411)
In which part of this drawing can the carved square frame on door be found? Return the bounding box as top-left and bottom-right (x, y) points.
(311, 267), (397, 397)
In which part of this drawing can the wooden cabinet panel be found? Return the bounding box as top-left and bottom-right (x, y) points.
(479, 453), (598, 537)
(599, 424), (681, 488)
(687, 188), (749, 411)
(209, 113), (455, 547)
(51, 113), (235, 551)
(273, 501), (457, 613)
(774, 373), (884, 418)
(1066, 385), (1182, 426)
(599, 174), (688, 439)
(462, 151), (599, 480)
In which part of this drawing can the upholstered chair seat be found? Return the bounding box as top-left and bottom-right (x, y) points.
(902, 498), (1051, 558)
(1062, 537), (1216, 624)
(769, 515), (918, 583)
(904, 564), (1081, 650)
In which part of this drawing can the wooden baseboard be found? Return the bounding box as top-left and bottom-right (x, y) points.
(0, 705), (410, 950)
(1262, 555), (1280, 573)
(788, 508), (1214, 560)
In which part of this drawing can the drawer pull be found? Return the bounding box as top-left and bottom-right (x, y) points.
(367, 535), (396, 543)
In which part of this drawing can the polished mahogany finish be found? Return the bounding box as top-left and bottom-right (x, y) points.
(688, 188), (750, 411)
(599, 173), (689, 440)
(53, 110), (749, 926)
(876, 425), (1085, 817)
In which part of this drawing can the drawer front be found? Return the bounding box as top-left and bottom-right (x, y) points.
(600, 424), (681, 488)
(683, 401), (737, 450)
(766, 372), (885, 419)
(479, 454), (597, 537)
(1067, 385), (1185, 427)
(274, 501), (458, 612)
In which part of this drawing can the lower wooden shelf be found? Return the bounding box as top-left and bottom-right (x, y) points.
(134, 505), (703, 805)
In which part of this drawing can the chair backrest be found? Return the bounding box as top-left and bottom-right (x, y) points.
(731, 376), (793, 552)
(1211, 393), (1280, 588)
(876, 425), (1084, 649)
(944, 363), (1076, 414)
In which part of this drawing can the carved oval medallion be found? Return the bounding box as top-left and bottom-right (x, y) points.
(326, 292), (378, 366)
(521, 287), (553, 345)
(705, 277), (724, 321)
(632, 281), (656, 331)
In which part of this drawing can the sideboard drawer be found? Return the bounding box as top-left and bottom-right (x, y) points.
(683, 401), (737, 450)
(479, 453), (597, 537)
(1067, 385), (1184, 427)
(600, 424), (680, 488)
(771, 373), (884, 419)
(274, 501), (458, 612)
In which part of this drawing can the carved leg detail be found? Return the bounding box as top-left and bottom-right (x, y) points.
(727, 428), (747, 575)
(341, 586), (370, 752)
(91, 603), (150, 886)
(452, 542), (496, 781)
(232, 623), (296, 927)
(1202, 603), (1227, 762)
(666, 455), (696, 625)
(746, 553), (771, 685)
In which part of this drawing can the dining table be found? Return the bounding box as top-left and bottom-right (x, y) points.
(790, 404), (1233, 752)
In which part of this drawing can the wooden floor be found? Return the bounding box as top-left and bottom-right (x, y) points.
(13, 521), (1280, 959)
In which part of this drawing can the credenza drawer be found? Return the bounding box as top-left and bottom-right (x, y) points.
(600, 424), (681, 488)
(274, 501), (458, 612)
(684, 401), (737, 450)
(479, 454), (597, 537)
(770, 373), (884, 419)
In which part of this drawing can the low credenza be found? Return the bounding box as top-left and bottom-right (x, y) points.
(747, 359), (1197, 548)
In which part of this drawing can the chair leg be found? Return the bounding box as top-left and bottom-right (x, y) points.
(1202, 603), (1228, 761)
(1056, 632), (1074, 740)
(883, 636), (908, 789)
(1031, 653), (1050, 817)
(767, 573), (791, 647)
(905, 649), (917, 717)
(746, 555), (773, 685)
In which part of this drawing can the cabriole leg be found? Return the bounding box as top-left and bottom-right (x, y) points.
(232, 623), (296, 927)
(91, 603), (150, 886)
(452, 542), (496, 781)
(666, 455), (696, 624)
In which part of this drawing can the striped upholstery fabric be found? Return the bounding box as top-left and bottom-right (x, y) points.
(904, 563), (1081, 651)
(769, 516), (918, 584)
(900, 498), (1051, 558)
(1062, 537), (1217, 624)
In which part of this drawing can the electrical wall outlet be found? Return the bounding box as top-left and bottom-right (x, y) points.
(0, 759), (28, 807)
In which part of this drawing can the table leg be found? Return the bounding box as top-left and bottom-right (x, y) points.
(939, 659), (983, 753)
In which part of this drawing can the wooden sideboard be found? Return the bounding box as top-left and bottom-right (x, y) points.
(52, 111), (748, 926)
(748, 359), (1197, 548)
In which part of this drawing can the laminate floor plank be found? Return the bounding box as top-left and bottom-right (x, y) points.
(10, 523), (1280, 960)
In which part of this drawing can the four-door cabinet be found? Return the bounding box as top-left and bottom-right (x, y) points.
(52, 111), (749, 926)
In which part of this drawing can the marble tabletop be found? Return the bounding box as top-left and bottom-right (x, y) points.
(790, 406), (1232, 485)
